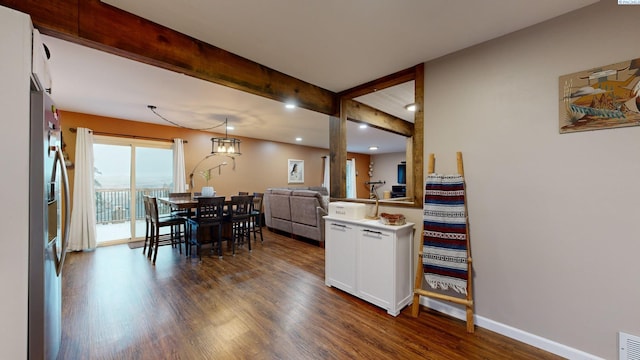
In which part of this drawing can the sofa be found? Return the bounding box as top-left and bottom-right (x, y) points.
(263, 187), (329, 245)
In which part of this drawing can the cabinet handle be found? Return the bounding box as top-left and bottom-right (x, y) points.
(362, 229), (383, 235)
(330, 223), (347, 228)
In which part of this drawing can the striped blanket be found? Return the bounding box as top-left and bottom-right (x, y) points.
(423, 174), (468, 295)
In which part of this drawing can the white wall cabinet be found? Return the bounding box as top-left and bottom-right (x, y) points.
(325, 216), (414, 316)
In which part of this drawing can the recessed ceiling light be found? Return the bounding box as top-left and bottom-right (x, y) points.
(359, 124), (368, 129)
(405, 103), (417, 112)
(285, 103), (296, 109)
(226, 125), (235, 130)
(295, 137), (302, 142)
(369, 146), (379, 151)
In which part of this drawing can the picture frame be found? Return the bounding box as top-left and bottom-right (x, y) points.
(559, 57), (640, 133)
(288, 159), (304, 184)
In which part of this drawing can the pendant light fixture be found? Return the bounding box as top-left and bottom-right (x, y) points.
(210, 118), (241, 156)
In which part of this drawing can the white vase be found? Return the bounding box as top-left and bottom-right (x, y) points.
(201, 186), (214, 197)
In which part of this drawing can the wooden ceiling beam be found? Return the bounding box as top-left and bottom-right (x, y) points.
(0, 0), (338, 116)
(337, 65), (417, 100)
(344, 100), (414, 137)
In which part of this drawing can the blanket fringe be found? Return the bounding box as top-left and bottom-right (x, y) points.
(425, 275), (468, 295)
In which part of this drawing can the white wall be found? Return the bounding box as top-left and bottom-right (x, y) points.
(371, 152), (405, 197)
(0, 6), (32, 359)
(423, 1), (640, 358)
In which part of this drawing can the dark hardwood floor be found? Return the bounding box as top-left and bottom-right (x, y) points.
(59, 229), (562, 360)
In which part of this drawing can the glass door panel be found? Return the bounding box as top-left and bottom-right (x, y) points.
(93, 143), (132, 244)
(134, 147), (173, 239)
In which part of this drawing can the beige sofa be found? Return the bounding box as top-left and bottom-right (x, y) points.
(263, 187), (329, 245)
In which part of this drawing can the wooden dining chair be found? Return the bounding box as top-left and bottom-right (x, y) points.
(250, 193), (264, 243)
(148, 196), (187, 265)
(187, 196), (226, 260)
(142, 195), (153, 258)
(228, 195), (254, 255)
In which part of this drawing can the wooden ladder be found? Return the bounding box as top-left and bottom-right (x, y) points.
(411, 151), (474, 333)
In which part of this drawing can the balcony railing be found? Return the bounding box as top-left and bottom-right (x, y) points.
(95, 187), (171, 225)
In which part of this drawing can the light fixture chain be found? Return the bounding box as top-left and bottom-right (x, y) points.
(148, 105), (227, 131)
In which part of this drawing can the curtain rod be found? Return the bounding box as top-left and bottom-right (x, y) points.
(68, 128), (187, 143)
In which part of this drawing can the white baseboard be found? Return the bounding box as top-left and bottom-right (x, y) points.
(419, 297), (604, 360)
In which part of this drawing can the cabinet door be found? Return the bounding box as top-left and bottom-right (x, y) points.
(325, 221), (357, 294)
(357, 228), (393, 309)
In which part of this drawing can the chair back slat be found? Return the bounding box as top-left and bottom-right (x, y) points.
(252, 196), (263, 215)
(148, 197), (160, 223)
(143, 195), (152, 221)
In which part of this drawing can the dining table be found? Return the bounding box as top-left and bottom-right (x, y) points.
(157, 196), (244, 252)
(157, 196), (234, 216)
(157, 196), (198, 213)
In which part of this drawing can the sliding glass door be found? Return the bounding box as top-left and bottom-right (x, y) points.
(93, 136), (173, 245)
(133, 146), (174, 239)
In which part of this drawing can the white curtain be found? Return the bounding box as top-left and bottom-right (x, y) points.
(322, 155), (330, 194)
(68, 128), (97, 251)
(172, 138), (186, 192)
(346, 158), (356, 198)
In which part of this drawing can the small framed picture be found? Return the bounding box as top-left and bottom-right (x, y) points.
(288, 159), (304, 184)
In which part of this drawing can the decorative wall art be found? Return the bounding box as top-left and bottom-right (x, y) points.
(288, 159), (304, 184)
(559, 57), (640, 133)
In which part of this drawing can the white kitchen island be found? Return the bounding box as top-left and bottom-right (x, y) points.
(324, 216), (415, 316)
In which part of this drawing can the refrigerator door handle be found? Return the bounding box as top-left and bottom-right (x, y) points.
(51, 145), (70, 276)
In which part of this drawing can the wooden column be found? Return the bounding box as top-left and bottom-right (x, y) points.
(411, 63), (425, 206)
(329, 112), (346, 199)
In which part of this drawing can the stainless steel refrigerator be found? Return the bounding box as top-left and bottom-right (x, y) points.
(28, 88), (70, 358)
(0, 6), (66, 358)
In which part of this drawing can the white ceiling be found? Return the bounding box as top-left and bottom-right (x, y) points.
(43, 0), (597, 154)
